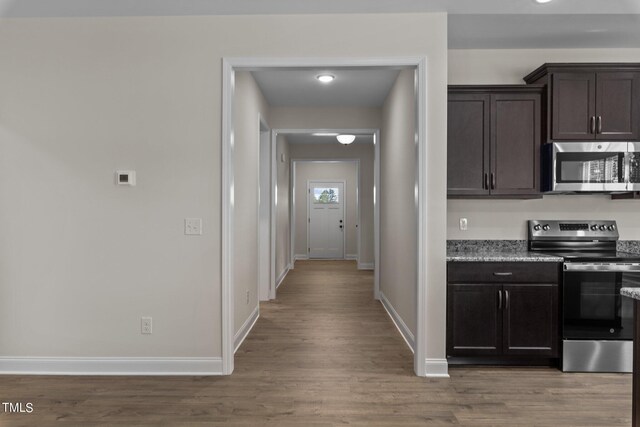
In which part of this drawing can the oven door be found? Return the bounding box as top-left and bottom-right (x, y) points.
(563, 263), (640, 340)
(549, 142), (628, 192)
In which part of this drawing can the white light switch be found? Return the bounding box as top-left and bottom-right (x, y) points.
(459, 218), (468, 231)
(185, 218), (202, 235)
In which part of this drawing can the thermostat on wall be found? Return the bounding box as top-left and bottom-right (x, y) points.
(116, 170), (136, 186)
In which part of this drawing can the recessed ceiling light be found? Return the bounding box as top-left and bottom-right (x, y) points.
(535, 0), (552, 3)
(316, 74), (335, 84)
(336, 134), (356, 145)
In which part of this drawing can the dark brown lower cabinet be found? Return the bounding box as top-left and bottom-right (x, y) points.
(447, 262), (560, 363)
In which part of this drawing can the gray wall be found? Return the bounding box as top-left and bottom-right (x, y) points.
(275, 134), (291, 281)
(233, 71), (270, 334)
(380, 69), (418, 337)
(0, 14), (448, 374)
(448, 48), (640, 241)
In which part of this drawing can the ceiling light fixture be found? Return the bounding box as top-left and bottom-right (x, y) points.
(336, 134), (356, 145)
(316, 74), (335, 83)
(535, 0), (552, 3)
(312, 132), (339, 136)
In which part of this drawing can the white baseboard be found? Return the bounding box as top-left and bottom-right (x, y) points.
(276, 264), (291, 289)
(379, 292), (415, 353)
(234, 305), (260, 353)
(294, 254), (309, 261)
(345, 254), (358, 260)
(424, 358), (450, 378)
(0, 357), (223, 376)
(358, 262), (374, 270)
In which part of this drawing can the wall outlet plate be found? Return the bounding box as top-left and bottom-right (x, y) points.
(185, 218), (202, 235)
(459, 218), (468, 231)
(141, 317), (152, 334)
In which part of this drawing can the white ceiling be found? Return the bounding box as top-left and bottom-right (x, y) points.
(252, 69), (402, 108)
(2, 0), (640, 49)
(285, 133), (374, 145)
(449, 14), (640, 49)
(2, 0), (640, 17)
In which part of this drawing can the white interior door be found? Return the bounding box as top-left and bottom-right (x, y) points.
(308, 181), (345, 259)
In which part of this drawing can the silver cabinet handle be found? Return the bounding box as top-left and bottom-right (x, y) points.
(590, 116), (596, 134)
(505, 290), (510, 310)
(498, 290), (503, 310)
(493, 272), (513, 276)
(597, 116), (603, 134)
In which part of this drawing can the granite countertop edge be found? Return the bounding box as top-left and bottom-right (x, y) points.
(621, 288), (640, 301)
(447, 251), (563, 263)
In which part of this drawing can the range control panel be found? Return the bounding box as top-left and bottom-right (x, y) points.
(528, 220), (619, 240)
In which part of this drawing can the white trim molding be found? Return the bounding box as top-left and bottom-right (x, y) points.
(0, 357), (223, 376)
(414, 57), (429, 377)
(234, 305), (260, 353)
(221, 58), (235, 375)
(424, 359), (450, 378)
(276, 264), (291, 289)
(358, 262), (374, 270)
(379, 292), (415, 353)
(223, 56), (428, 378)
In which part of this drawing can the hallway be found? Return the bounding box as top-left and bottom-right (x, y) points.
(236, 260), (412, 377)
(0, 261), (632, 426)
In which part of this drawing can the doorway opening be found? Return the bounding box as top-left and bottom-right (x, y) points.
(222, 57), (431, 377)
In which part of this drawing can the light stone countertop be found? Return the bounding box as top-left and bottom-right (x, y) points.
(621, 287), (640, 301)
(447, 249), (563, 263)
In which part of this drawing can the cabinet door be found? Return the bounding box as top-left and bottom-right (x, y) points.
(447, 284), (501, 356)
(596, 72), (640, 140)
(490, 94), (541, 196)
(447, 94), (490, 196)
(502, 284), (558, 357)
(551, 73), (596, 140)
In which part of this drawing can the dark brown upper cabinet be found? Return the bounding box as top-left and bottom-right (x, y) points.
(524, 64), (640, 142)
(448, 86), (543, 198)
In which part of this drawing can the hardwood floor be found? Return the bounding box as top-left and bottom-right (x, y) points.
(0, 260), (633, 426)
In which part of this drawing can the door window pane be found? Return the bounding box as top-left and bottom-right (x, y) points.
(313, 187), (339, 204)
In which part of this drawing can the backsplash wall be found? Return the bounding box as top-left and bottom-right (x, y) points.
(448, 195), (640, 240)
(447, 48), (640, 241)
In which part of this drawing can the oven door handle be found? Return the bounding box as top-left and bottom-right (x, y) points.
(564, 263), (640, 272)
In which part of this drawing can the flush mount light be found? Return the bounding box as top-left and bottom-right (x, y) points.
(336, 134), (356, 145)
(316, 74), (335, 83)
(535, 0), (552, 3)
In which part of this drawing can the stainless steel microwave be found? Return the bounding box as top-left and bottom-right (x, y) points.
(542, 142), (640, 192)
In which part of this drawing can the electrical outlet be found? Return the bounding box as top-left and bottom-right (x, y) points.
(141, 317), (152, 334)
(459, 218), (468, 231)
(246, 290), (250, 305)
(185, 218), (202, 235)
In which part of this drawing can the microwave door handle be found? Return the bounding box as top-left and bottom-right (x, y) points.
(624, 152), (631, 188)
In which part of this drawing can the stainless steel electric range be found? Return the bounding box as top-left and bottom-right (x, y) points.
(528, 219), (640, 373)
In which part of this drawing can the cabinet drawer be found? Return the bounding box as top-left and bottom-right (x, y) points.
(448, 262), (560, 284)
